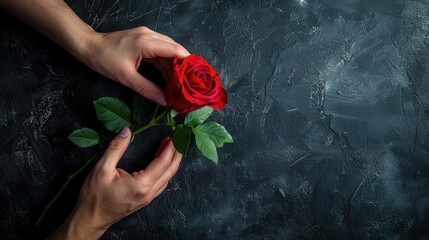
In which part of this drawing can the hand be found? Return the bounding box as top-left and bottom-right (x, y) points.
(50, 128), (182, 239)
(1, 1), (189, 106)
(85, 27), (190, 106)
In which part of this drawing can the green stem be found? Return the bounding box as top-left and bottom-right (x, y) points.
(153, 108), (169, 123)
(131, 123), (161, 136)
(35, 149), (101, 226)
(131, 109), (169, 136)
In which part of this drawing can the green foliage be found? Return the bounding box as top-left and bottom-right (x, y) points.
(172, 125), (191, 156)
(195, 122), (233, 147)
(192, 122), (233, 164)
(184, 106), (213, 127)
(68, 128), (99, 148)
(93, 97), (131, 133)
(132, 95), (151, 124)
(193, 127), (218, 163)
(74, 96), (233, 164)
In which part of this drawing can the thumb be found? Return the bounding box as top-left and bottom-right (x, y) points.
(98, 127), (131, 171)
(129, 70), (167, 106)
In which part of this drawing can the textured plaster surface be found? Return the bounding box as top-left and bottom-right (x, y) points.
(1, 0), (429, 239)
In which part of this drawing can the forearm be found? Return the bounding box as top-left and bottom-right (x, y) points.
(49, 206), (107, 240)
(0, 0), (98, 63)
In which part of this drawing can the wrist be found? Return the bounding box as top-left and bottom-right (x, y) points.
(49, 205), (108, 240)
(70, 28), (102, 67)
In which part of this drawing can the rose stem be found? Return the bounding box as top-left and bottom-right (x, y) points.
(35, 149), (101, 226)
(131, 108), (169, 136)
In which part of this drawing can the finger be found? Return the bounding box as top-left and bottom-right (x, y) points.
(151, 34), (191, 59)
(128, 70), (167, 106)
(133, 137), (170, 176)
(135, 26), (174, 43)
(155, 137), (171, 158)
(153, 183), (168, 199)
(146, 40), (190, 59)
(98, 127), (131, 172)
(138, 139), (176, 185)
(150, 150), (182, 195)
(151, 31), (176, 44)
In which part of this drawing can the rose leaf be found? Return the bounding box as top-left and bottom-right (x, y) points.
(68, 128), (100, 148)
(172, 125), (191, 156)
(194, 122), (233, 148)
(184, 106), (213, 127)
(132, 95), (151, 125)
(193, 128), (218, 164)
(94, 97), (131, 133)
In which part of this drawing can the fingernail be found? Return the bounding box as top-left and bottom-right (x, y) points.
(155, 94), (167, 106)
(118, 127), (130, 138)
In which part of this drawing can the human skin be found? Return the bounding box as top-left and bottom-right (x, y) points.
(0, 0), (188, 238)
(49, 128), (182, 239)
(0, 0), (190, 106)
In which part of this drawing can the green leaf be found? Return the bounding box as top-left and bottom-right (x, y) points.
(170, 109), (179, 118)
(193, 128), (218, 164)
(172, 125), (191, 156)
(194, 122), (233, 147)
(68, 128), (99, 148)
(184, 106), (213, 127)
(191, 121), (233, 163)
(94, 97), (131, 133)
(132, 95), (151, 124)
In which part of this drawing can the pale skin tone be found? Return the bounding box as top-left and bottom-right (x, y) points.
(0, 0), (190, 239)
(50, 129), (182, 239)
(0, 0), (190, 106)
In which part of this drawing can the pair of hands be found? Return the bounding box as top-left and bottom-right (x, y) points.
(53, 27), (190, 239)
(50, 27), (189, 239)
(1, 0), (189, 238)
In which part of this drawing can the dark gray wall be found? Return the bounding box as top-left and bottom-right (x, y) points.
(1, 0), (429, 239)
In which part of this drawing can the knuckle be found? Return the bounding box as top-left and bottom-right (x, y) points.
(135, 186), (150, 198)
(156, 156), (171, 171)
(137, 84), (151, 97)
(135, 34), (151, 43)
(118, 69), (132, 83)
(108, 139), (123, 151)
(173, 44), (182, 53)
(163, 163), (170, 172)
(136, 26), (150, 33)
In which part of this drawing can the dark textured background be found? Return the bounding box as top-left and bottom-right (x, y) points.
(1, 0), (429, 239)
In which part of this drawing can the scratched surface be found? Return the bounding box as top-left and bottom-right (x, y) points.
(1, 0), (429, 239)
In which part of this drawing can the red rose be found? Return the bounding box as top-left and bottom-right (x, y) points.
(165, 54), (227, 113)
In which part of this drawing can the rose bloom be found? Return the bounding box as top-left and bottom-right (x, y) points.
(165, 54), (227, 113)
